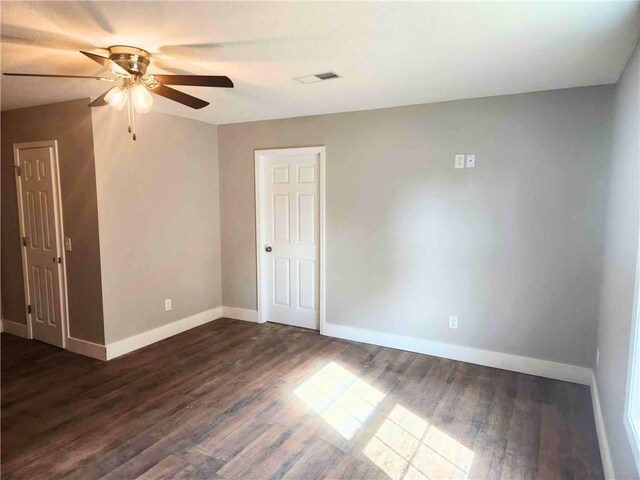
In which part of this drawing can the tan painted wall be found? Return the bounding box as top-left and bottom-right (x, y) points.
(218, 85), (613, 368)
(91, 108), (222, 344)
(1, 99), (105, 344)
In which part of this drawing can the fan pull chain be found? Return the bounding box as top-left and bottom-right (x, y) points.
(131, 104), (137, 141)
(126, 89), (137, 141)
(127, 90), (132, 134)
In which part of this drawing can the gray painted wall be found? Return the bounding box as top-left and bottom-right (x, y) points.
(219, 85), (613, 368)
(92, 108), (222, 344)
(1, 99), (105, 344)
(595, 40), (640, 480)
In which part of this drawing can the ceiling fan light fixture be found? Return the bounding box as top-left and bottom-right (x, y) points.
(5, 45), (234, 140)
(131, 83), (153, 113)
(104, 85), (128, 110)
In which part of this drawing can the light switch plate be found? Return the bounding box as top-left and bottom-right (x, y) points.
(64, 238), (72, 251)
(165, 299), (172, 311)
(455, 154), (465, 169)
(466, 154), (476, 168)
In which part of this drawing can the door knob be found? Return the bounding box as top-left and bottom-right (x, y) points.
(265, 245), (272, 252)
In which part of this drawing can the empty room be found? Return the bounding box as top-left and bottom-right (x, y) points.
(1, 1), (639, 479)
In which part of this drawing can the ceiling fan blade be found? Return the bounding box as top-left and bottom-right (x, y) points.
(88, 87), (115, 107)
(152, 75), (233, 88)
(3, 73), (114, 81)
(149, 84), (209, 109)
(80, 51), (131, 76)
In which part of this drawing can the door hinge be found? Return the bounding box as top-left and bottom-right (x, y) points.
(22, 236), (28, 247)
(27, 305), (32, 314)
(14, 165), (21, 176)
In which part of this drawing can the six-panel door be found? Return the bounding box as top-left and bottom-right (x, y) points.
(18, 146), (65, 347)
(261, 151), (319, 330)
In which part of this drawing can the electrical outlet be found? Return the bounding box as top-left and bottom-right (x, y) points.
(165, 299), (172, 311)
(596, 348), (600, 367)
(449, 316), (458, 329)
(455, 154), (465, 169)
(466, 154), (476, 168)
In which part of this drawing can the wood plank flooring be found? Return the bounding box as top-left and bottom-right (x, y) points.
(1, 318), (603, 479)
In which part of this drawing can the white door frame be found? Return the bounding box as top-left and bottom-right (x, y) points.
(14, 140), (70, 347)
(254, 146), (326, 333)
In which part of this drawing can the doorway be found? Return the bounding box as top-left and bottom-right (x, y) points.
(255, 146), (325, 331)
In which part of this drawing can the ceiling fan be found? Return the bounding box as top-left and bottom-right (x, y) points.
(3, 45), (234, 140)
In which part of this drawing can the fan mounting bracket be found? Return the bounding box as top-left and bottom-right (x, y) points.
(108, 45), (151, 76)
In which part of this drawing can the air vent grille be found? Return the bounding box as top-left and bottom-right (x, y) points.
(295, 72), (341, 84)
(315, 72), (340, 80)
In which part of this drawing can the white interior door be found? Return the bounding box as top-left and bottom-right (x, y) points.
(257, 147), (323, 330)
(15, 142), (66, 348)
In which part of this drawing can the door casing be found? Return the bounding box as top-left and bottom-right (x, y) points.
(14, 140), (70, 346)
(254, 146), (326, 333)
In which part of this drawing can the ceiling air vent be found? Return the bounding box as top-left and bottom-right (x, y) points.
(295, 72), (341, 84)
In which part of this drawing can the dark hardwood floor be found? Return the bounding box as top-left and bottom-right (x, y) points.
(2, 318), (603, 479)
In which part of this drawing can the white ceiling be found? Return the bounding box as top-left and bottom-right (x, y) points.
(1, 1), (638, 124)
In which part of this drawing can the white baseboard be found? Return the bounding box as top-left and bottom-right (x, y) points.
(591, 372), (615, 479)
(9, 307), (590, 386)
(2, 318), (107, 361)
(222, 306), (259, 323)
(2, 319), (29, 338)
(1, 307), (256, 362)
(106, 306), (223, 360)
(66, 336), (107, 361)
(81, 305), (258, 361)
(322, 322), (592, 385)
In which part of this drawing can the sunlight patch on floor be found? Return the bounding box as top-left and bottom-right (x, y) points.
(293, 361), (385, 439)
(364, 404), (474, 480)
(293, 362), (474, 479)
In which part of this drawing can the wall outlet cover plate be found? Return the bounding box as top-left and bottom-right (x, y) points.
(466, 154), (476, 168)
